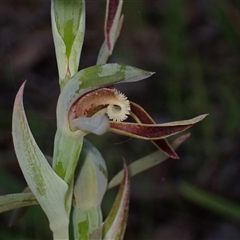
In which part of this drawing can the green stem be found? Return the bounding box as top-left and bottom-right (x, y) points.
(53, 226), (69, 240)
(53, 129), (83, 185)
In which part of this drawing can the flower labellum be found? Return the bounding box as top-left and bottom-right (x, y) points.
(69, 87), (131, 135)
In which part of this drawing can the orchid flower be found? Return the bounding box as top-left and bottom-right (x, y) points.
(68, 84), (206, 159)
(64, 0), (206, 159)
(0, 0), (207, 240)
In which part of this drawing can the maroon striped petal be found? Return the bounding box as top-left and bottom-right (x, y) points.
(109, 114), (207, 140)
(130, 101), (179, 159)
(105, 0), (123, 52)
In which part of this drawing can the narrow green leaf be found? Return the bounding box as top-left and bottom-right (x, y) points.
(103, 161), (130, 240)
(12, 82), (69, 238)
(9, 187), (35, 227)
(179, 181), (240, 222)
(108, 134), (190, 189)
(0, 193), (37, 214)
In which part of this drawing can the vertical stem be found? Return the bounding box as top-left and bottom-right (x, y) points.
(53, 129), (83, 185)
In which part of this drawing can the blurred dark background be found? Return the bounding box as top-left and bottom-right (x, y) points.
(1, 0), (240, 239)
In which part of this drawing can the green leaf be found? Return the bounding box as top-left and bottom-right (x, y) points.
(179, 181), (240, 222)
(72, 140), (108, 239)
(51, 0), (85, 87)
(8, 187), (35, 227)
(0, 192), (37, 214)
(12, 82), (70, 238)
(108, 134), (190, 189)
(103, 161), (130, 240)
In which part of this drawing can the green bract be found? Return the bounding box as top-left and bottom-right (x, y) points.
(97, 0), (124, 64)
(51, 0), (85, 88)
(102, 162), (130, 240)
(72, 140), (107, 239)
(12, 83), (70, 239)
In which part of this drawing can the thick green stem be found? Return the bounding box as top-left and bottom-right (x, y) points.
(53, 226), (69, 240)
(53, 129), (83, 185)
